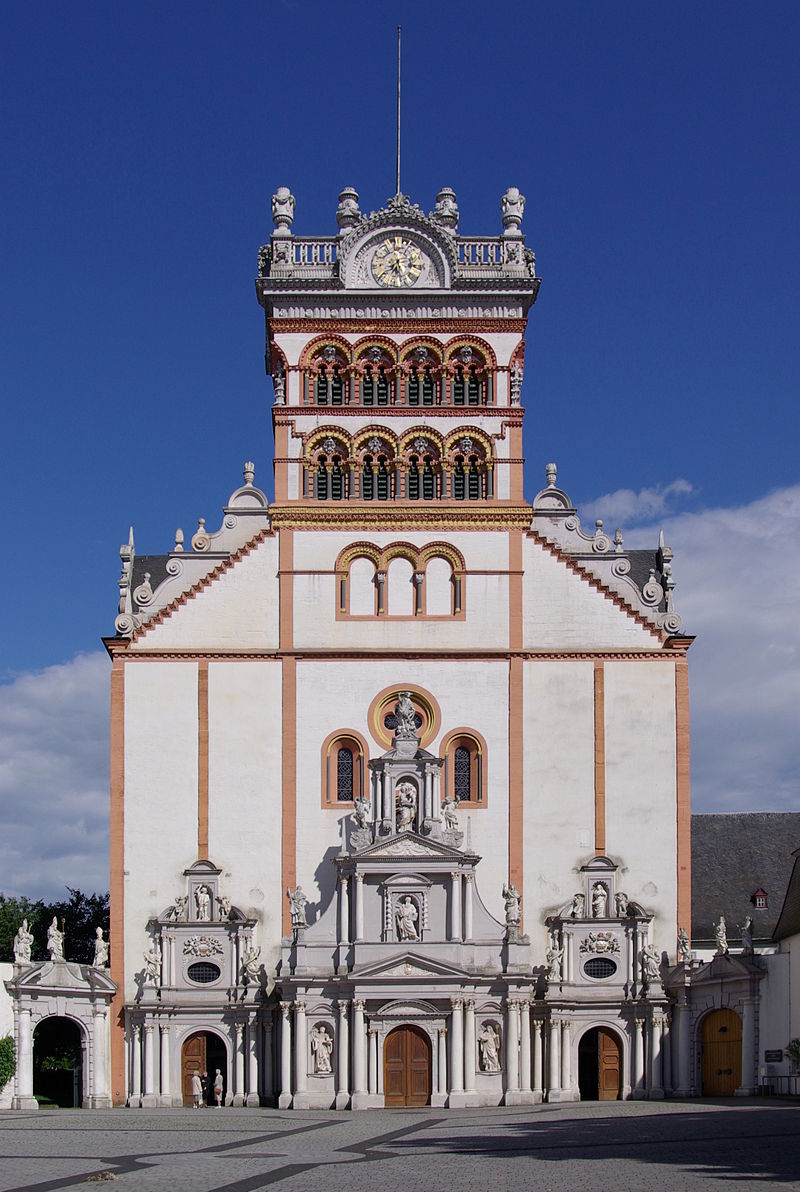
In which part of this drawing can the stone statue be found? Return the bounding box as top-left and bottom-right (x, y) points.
(143, 939), (161, 984)
(677, 926), (691, 963)
(500, 186), (525, 233)
(93, 927), (109, 969)
(569, 893), (585, 918)
(641, 942), (661, 984)
(546, 933), (564, 983)
(442, 793), (459, 831)
(271, 186), (295, 234)
(47, 916), (64, 961)
(394, 692), (418, 740)
(217, 895), (231, 920)
(509, 362), (523, 404)
(352, 795), (371, 830)
(741, 915), (754, 954)
(335, 186), (360, 230)
(396, 896), (419, 941)
(502, 883), (522, 930)
(715, 915), (728, 955)
(615, 892), (629, 917)
(288, 886), (308, 930)
(272, 367), (285, 404)
(591, 883), (608, 918)
(431, 186), (459, 231)
(13, 919), (33, 964)
(396, 783), (417, 833)
(195, 885), (211, 922)
(311, 1025), (333, 1073)
(478, 1022), (501, 1072)
(240, 944), (261, 984)
(170, 895), (187, 922)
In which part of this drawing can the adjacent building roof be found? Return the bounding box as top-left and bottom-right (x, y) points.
(691, 812), (800, 945)
(773, 849), (800, 941)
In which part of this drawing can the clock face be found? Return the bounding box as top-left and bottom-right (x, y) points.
(371, 236), (424, 288)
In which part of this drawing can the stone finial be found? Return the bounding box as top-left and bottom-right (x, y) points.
(191, 518), (210, 553)
(243, 461), (255, 486)
(545, 462), (557, 488)
(614, 528), (624, 553)
(501, 186), (525, 235)
(271, 186), (295, 236)
(336, 187), (361, 230)
(174, 528), (184, 553)
(431, 187), (459, 231)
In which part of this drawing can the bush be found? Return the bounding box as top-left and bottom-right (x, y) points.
(0, 1035), (15, 1094)
(786, 1038), (800, 1068)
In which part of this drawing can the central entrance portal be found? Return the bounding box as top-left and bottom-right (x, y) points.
(181, 1031), (227, 1106)
(578, 1027), (622, 1101)
(701, 1009), (742, 1096)
(383, 1025), (432, 1107)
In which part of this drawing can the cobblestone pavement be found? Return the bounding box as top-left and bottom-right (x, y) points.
(0, 1100), (798, 1192)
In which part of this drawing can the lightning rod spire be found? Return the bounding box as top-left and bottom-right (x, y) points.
(396, 25), (402, 195)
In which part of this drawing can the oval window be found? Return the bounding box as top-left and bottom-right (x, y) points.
(584, 957), (617, 980)
(187, 961), (221, 984)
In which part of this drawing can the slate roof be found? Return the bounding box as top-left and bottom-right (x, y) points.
(774, 850), (800, 941)
(130, 555), (170, 614)
(691, 813), (800, 945)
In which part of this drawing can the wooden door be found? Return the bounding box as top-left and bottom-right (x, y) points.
(701, 1009), (742, 1096)
(597, 1028), (622, 1100)
(383, 1026), (431, 1107)
(182, 1033), (206, 1106)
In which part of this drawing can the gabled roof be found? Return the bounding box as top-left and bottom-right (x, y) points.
(352, 951), (471, 981)
(774, 850), (800, 941)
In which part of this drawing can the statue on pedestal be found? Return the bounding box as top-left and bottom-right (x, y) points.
(394, 692), (418, 740)
(311, 1025), (333, 1073)
(396, 783), (417, 833)
(741, 915), (753, 954)
(396, 896), (419, 941)
(241, 944), (261, 984)
(503, 882), (522, 934)
(591, 883), (608, 918)
(478, 1022), (501, 1072)
(546, 933), (564, 983)
(143, 939), (161, 984)
(288, 886), (308, 930)
(677, 926), (691, 963)
(714, 915), (728, 955)
(442, 794), (459, 832)
(641, 942), (661, 984)
(47, 917), (64, 961)
(93, 927), (109, 969)
(13, 919), (33, 964)
(195, 885), (211, 922)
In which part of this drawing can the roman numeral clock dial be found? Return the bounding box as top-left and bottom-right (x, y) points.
(371, 236), (424, 287)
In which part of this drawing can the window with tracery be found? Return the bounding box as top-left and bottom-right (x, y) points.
(321, 732), (366, 807)
(442, 732), (485, 806)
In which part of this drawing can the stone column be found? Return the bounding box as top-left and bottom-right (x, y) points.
(519, 1001), (532, 1094)
(338, 875), (350, 946)
(381, 772), (391, 826)
(352, 1001), (366, 1096)
(262, 1021), (274, 1104)
(234, 1023), (246, 1106)
(532, 1020), (543, 1100)
(738, 998), (757, 1095)
(293, 1004), (307, 1098)
(450, 998), (464, 1100)
(462, 1000), (475, 1094)
(662, 1014), (672, 1095)
(15, 1008), (35, 1108)
(159, 1023), (170, 1106)
(464, 875), (474, 941)
(131, 1024), (142, 1104)
(649, 1015), (663, 1099)
(548, 1017), (560, 1098)
(279, 1002), (292, 1108)
(355, 874), (365, 942)
(633, 1017), (646, 1099)
(438, 1027), (448, 1097)
(368, 1028), (378, 1096)
(504, 1000), (520, 1098)
(336, 1001), (350, 1108)
(142, 1023), (155, 1105)
(247, 1021), (260, 1106)
(561, 1018), (572, 1096)
(450, 871), (462, 941)
(92, 1010), (105, 1105)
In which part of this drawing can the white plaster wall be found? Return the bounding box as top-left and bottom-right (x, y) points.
(288, 413), (510, 442)
(522, 661), (595, 959)
(273, 331), (521, 368)
(124, 663), (199, 1000)
(295, 660), (510, 923)
(760, 953), (791, 1069)
(788, 934), (800, 1041)
(0, 963), (13, 1108)
(132, 537), (279, 652)
(294, 531), (509, 571)
(207, 662), (283, 974)
(604, 662), (677, 956)
(522, 539), (660, 650)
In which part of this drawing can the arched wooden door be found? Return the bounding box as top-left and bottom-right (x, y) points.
(383, 1026), (432, 1107)
(578, 1027), (622, 1101)
(701, 1009), (742, 1096)
(181, 1033), (206, 1106)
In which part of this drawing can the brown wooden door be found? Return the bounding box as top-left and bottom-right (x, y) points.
(701, 1009), (742, 1096)
(597, 1028), (622, 1100)
(383, 1026), (431, 1107)
(181, 1033), (206, 1106)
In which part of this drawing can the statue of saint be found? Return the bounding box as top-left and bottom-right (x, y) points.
(741, 915), (754, 954)
(13, 919), (33, 964)
(352, 795), (370, 830)
(93, 927), (109, 969)
(503, 882), (522, 929)
(569, 893), (585, 918)
(615, 892), (629, 917)
(677, 926), (691, 963)
(311, 1025), (333, 1074)
(143, 939), (161, 983)
(396, 896), (419, 941)
(591, 883), (608, 918)
(217, 895), (232, 920)
(546, 933), (564, 983)
(47, 916), (64, 961)
(394, 692), (418, 740)
(641, 942), (661, 983)
(240, 944), (261, 984)
(442, 794), (459, 831)
(396, 783), (417, 832)
(714, 915), (728, 955)
(288, 886), (308, 929)
(478, 1023), (501, 1072)
(195, 885), (211, 921)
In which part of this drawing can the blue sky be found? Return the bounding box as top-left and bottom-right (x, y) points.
(1, 3), (799, 896)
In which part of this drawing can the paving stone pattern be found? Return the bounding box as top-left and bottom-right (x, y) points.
(0, 1100), (798, 1192)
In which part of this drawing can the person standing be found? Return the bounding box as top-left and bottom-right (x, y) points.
(191, 1070), (203, 1109)
(213, 1069), (224, 1107)
(200, 1070), (209, 1107)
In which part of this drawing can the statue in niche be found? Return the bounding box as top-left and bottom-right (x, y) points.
(714, 915), (728, 955)
(169, 895), (187, 922)
(509, 361), (523, 403)
(311, 1025), (333, 1074)
(677, 926), (691, 963)
(93, 927), (109, 969)
(195, 885), (211, 921)
(591, 883), (608, 918)
(615, 892), (629, 917)
(143, 939), (161, 984)
(546, 932), (564, 983)
(13, 919), (33, 964)
(396, 783), (417, 833)
(503, 883), (522, 931)
(478, 1022), (501, 1072)
(394, 692), (418, 740)
(442, 793), (459, 831)
(641, 942), (661, 984)
(741, 915), (754, 954)
(217, 895), (232, 920)
(272, 366), (285, 404)
(47, 917), (64, 961)
(240, 944), (261, 984)
(288, 886), (308, 930)
(396, 896), (419, 941)
(352, 795), (371, 830)
(569, 893), (585, 919)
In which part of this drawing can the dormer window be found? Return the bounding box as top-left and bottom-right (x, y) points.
(752, 889), (768, 910)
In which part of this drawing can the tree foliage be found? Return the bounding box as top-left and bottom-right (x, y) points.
(0, 889), (109, 965)
(0, 1036), (14, 1093)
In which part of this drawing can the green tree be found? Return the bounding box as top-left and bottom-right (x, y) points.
(0, 1036), (14, 1093)
(0, 894), (45, 963)
(0, 889), (109, 965)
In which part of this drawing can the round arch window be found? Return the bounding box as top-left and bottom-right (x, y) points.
(583, 957), (617, 980)
(187, 962), (221, 984)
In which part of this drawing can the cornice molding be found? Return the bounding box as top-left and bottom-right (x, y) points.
(268, 503), (533, 530)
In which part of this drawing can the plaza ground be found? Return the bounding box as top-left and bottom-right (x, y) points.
(0, 1099), (798, 1191)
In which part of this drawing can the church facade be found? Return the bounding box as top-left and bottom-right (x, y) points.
(100, 183), (693, 1108)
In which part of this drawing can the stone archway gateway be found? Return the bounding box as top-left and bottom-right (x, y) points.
(578, 1027), (622, 1101)
(701, 1008), (742, 1096)
(383, 1025), (431, 1107)
(181, 1031), (227, 1106)
(33, 1017), (84, 1108)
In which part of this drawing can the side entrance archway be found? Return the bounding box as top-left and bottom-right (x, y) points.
(33, 1017), (84, 1108)
(701, 1009), (742, 1096)
(383, 1025), (431, 1107)
(578, 1027), (622, 1101)
(181, 1031), (227, 1106)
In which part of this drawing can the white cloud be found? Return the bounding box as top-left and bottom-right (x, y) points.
(581, 478), (694, 527)
(0, 652), (110, 900)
